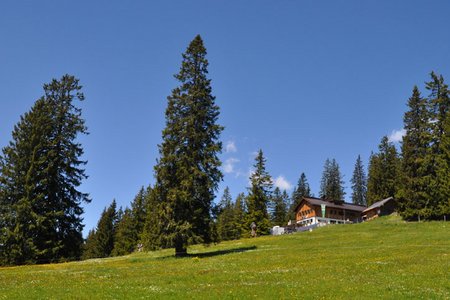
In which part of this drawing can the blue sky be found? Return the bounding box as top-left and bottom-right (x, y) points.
(1, 1), (450, 235)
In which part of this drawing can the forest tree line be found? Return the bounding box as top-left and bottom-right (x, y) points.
(1, 35), (449, 265)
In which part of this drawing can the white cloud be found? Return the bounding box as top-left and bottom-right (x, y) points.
(225, 141), (237, 153)
(388, 129), (406, 143)
(274, 175), (293, 191)
(246, 168), (256, 186)
(223, 158), (239, 174)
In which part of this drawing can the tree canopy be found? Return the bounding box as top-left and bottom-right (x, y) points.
(320, 158), (345, 201)
(246, 149), (273, 235)
(0, 75), (88, 265)
(153, 35), (223, 256)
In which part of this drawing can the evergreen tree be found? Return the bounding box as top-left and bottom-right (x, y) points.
(141, 186), (161, 251)
(271, 187), (288, 226)
(0, 99), (46, 264)
(367, 137), (400, 205)
(320, 158), (345, 201)
(320, 159), (331, 199)
(289, 172), (311, 219)
(0, 75), (88, 265)
(397, 86), (432, 220)
(112, 208), (137, 256)
(85, 200), (118, 259)
(440, 107), (450, 218)
(233, 193), (246, 239)
(216, 187), (236, 241)
(281, 190), (290, 222)
(351, 155), (367, 206)
(131, 186), (148, 239)
(112, 186), (151, 256)
(423, 72), (450, 219)
(154, 35), (223, 256)
(246, 149), (273, 235)
(82, 229), (98, 260)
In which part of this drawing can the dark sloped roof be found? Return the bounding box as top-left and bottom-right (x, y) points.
(295, 197), (367, 213)
(363, 197), (394, 213)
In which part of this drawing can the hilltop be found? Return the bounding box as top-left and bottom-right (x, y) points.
(0, 216), (448, 299)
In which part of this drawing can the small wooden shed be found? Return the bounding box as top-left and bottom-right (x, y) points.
(362, 197), (396, 220)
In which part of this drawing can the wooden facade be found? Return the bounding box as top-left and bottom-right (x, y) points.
(294, 197), (366, 227)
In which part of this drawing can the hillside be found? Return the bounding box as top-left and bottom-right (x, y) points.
(0, 216), (448, 299)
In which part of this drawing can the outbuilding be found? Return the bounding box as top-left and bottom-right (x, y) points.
(362, 197), (396, 220)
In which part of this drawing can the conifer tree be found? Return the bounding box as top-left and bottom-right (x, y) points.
(271, 187), (288, 226)
(281, 190), (290, 222)
(112, 186), (149, 256)
(440, 109), (450, 218)
(246, 149), (273, 235)
(85, 200), (118, 259)
(397, 86), (431, 220)
(0, 99), (47, 264)
(216, 187), (236, 241)
(351, 155), (367, 206)
(423, 72), (450, 219)
(367, 136), (400, 206)
(112, 208), (137, 256)
(141, 187), (161, 251)
(289, 172), (311, 219)
(320, 158), (345, 201)
(233, 193), (246, 239)
(82, 229), (98, 260)
(131, 186), (148, 239)
(153, 35), (223, 256)
(0, 75), (88, 265)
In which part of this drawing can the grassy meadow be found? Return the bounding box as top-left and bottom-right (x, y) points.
(0, 215), (449, 299)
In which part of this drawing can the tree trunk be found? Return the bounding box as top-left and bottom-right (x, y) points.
(175, 241), (187, 257)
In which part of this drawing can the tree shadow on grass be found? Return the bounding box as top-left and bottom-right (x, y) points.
(157, 245), (257, 260)
(188, 245), (257, 258)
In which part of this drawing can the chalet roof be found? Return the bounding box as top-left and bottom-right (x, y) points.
(363, 197), (394, 213)
(295, 197), (367, 213)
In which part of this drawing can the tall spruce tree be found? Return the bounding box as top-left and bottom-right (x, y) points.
(233, 193), (246, 239)
(153, 35), (223, 256)
(0, 99), (47, 265)
(112, 208), (136, 256)
(271, 187), (289, 226)
(83, 200), (118, 259)
(216, 187), (236, 241)
(397, 86), (431, 220)
(113, 185), (150, 254)
(141, 185), (163, 251)
(130, 186), (148, 241)
(367, 136), (400, 206)
(423, 72), (450, 219)
(440, 107), (450, 218)
(289, 172), (311, 219)
(81, 229), (98, 260)
(0, 75), (88, 265)
(246, 149), (273, 235)
(320, 158), (345, 201)
(351, 155), (367, 206)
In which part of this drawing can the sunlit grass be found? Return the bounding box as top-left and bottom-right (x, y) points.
(0, 215), (448, 299)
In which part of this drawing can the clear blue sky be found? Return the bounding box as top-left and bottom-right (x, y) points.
(1, 1), (450, 235)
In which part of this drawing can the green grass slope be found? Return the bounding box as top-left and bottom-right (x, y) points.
(0, 215), (449, 299)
